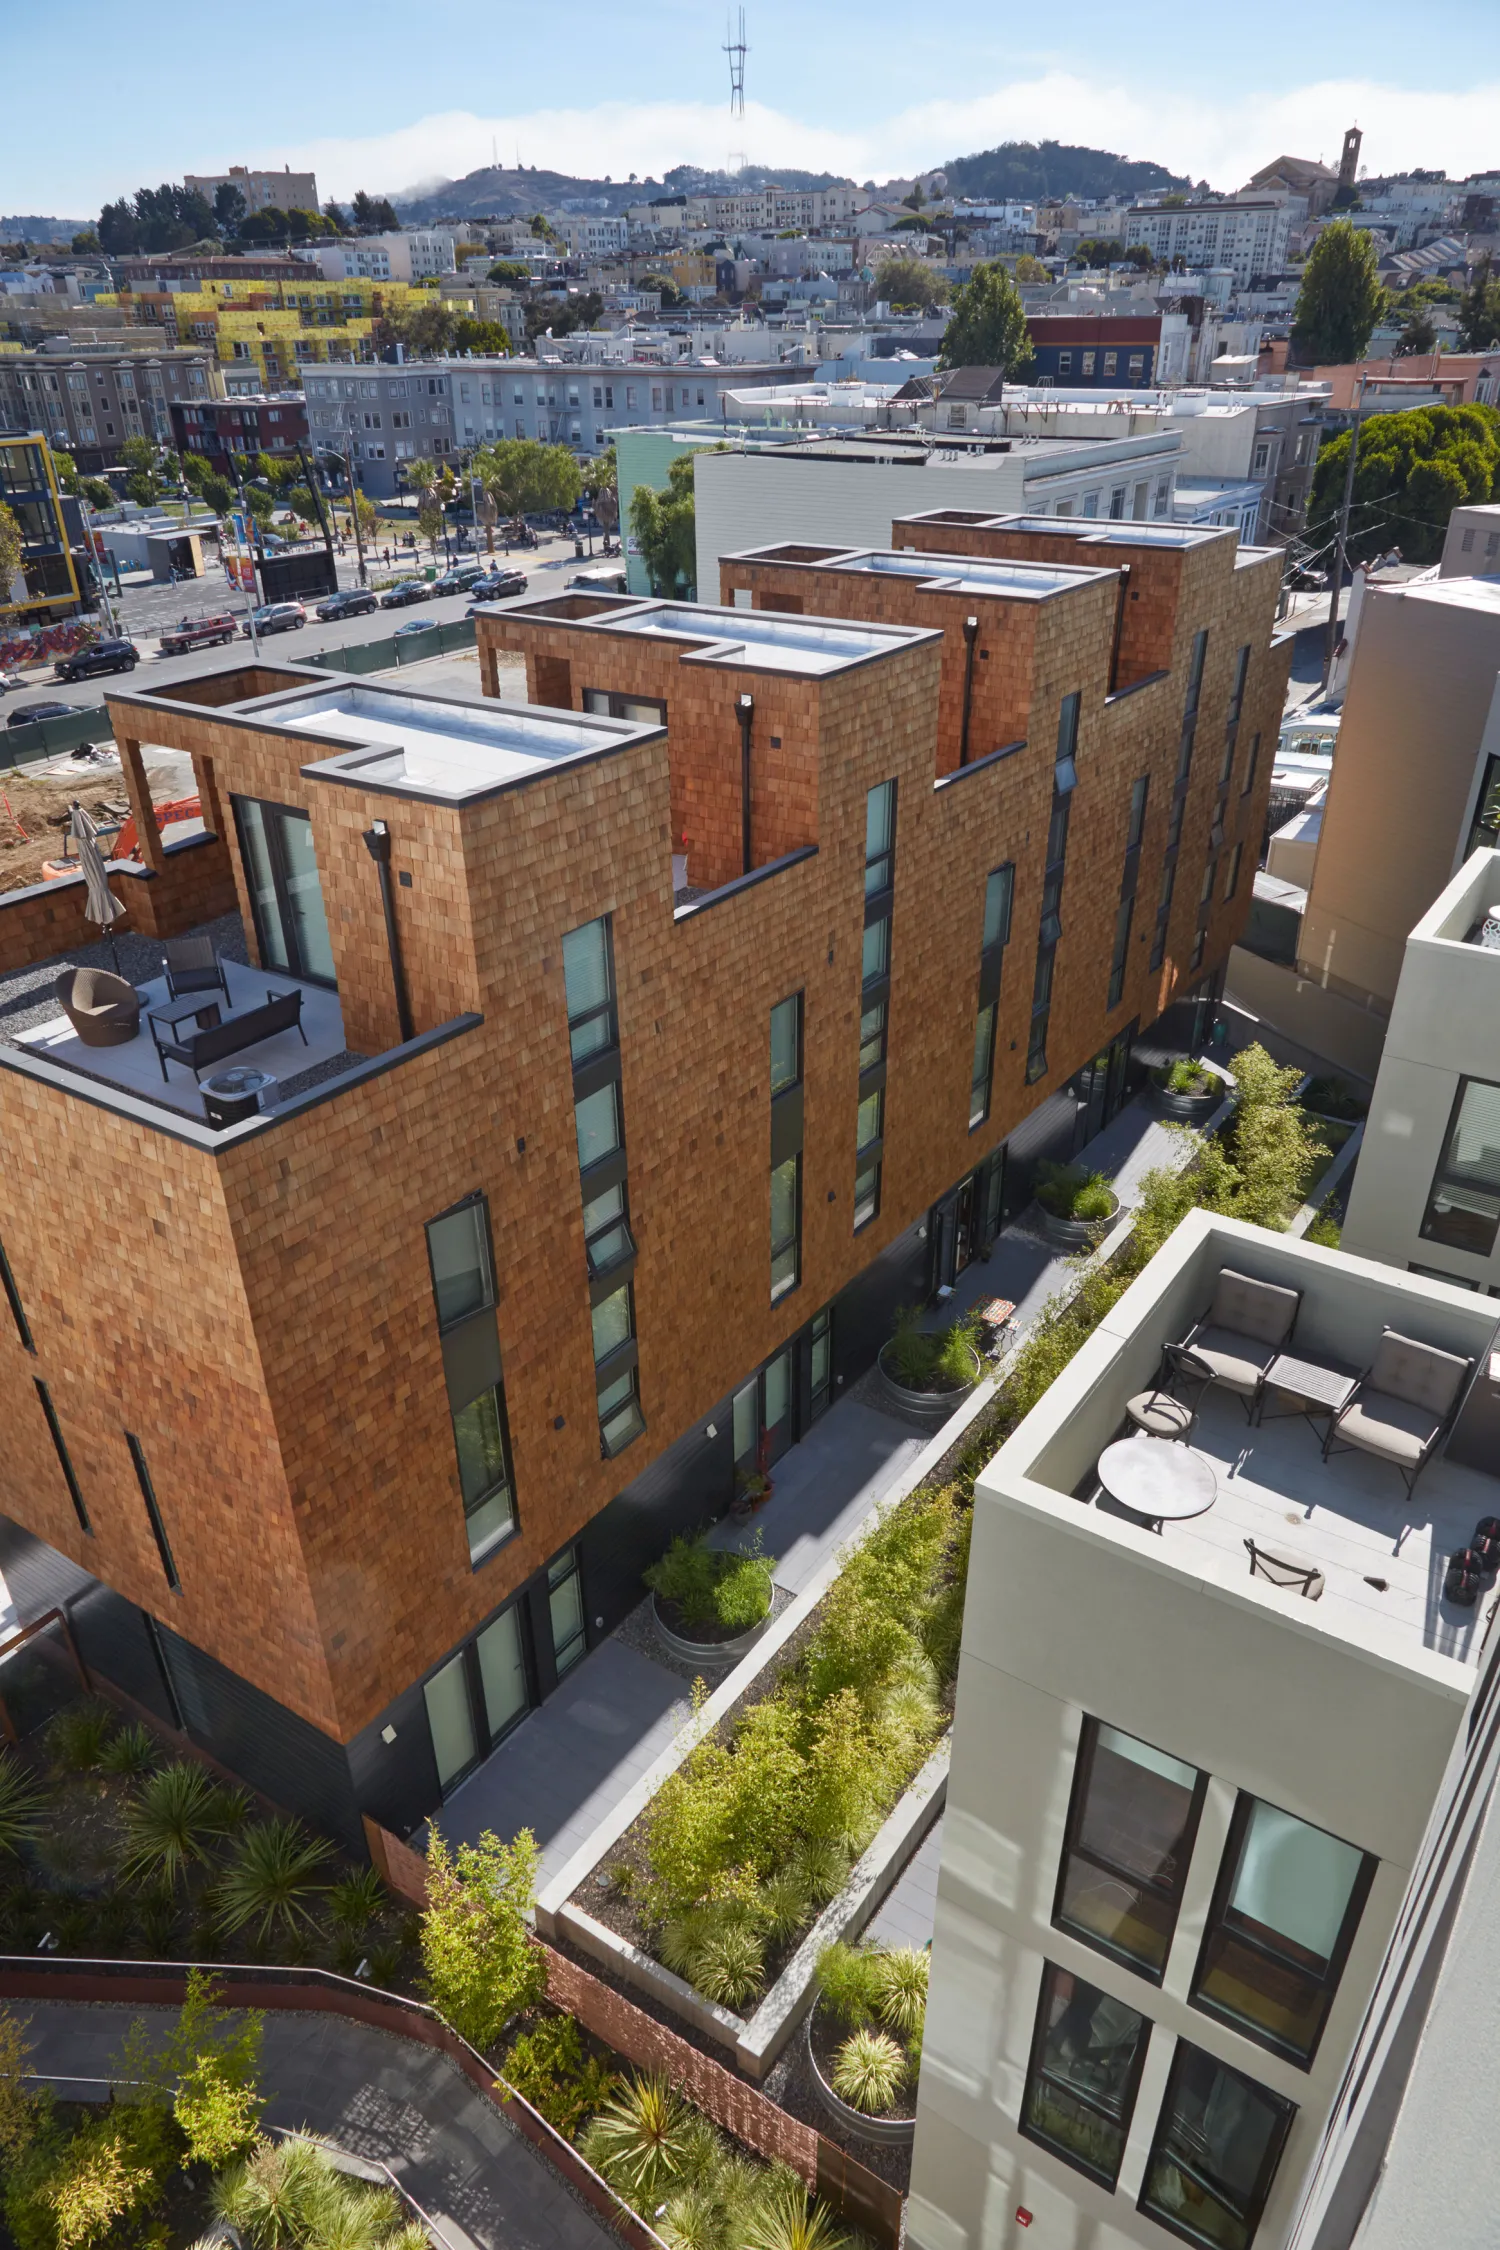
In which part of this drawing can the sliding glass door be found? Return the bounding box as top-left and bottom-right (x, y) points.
(232, 796), (336, 985)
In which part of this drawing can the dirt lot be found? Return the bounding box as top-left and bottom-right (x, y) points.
(0, 751), (191, 895)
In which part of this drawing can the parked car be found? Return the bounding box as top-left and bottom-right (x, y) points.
(391, 619), (435, 639)
(467, 569), (528, 607)
(240, 602), (306, 638)
(157, 614), (237, 656)
(567, 566), (628, 594)
(429, 564), (487, 596)
(6, 701), (75, 729)
(53, 636), (138, 681)
(315, 588), (379, 622)
(380, 580), (430, 609)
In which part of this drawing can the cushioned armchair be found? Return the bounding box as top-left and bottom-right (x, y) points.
(54, 966), (140, 1048)
(1323, 1328), (1474, 1500)
(161, 934), (229, 1004)
(1181, 1267), (1301, 1421)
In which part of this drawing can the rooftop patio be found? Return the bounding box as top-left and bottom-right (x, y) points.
(1010, 1209), (1500, 1678)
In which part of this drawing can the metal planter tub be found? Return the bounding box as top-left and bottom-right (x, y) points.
(804, 2012), (916, 2148)
(1035, 1190), (1121, 1250)
(650, 1594), (772, 1670)
(876, 1341), (981, 1420)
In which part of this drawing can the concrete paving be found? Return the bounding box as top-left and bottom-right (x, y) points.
(868, 1813), (944, 1953)
(430, 1638), (691, 1890)
(16, 1998), (614, 2250)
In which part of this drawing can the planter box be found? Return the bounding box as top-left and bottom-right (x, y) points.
(1034, 1191), (1121, 1249)
(1151, 1082), (1221, 1120)
(651, 1594), (772, 1670)
(804, 2014), (916, 2148)
(877, 1340), (981, 1420)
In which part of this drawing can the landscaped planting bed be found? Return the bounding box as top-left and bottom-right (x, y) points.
(565, 1485), (968, 2039)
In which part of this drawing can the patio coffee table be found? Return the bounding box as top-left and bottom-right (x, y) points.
(152, 992), (223, 1037)
(1097, 1435), (1217, 1533)
(1254, 1352), (1358, 1436)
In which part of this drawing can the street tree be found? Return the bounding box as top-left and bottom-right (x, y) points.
(938, 258), (1035, 373)
(470, 438), (581, 533)
(630, 451), (704, 597)
(1291, 221), (1386, 365)
(873, 254), (944, 313)
(214, 182), (247, 237)
(1307, 402), (1500, 565)
(1458, 255), (1500, 352)
(118, 435), (160, 507)
(0, 504), (24, 608)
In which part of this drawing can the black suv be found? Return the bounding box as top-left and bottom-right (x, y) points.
(468, 569), (528, 604)
(380, 580), (430, 609)
(316, 588), (380, 622)
(54, 637), (138, 682)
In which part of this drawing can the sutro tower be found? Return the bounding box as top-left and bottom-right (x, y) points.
(724, 8), (747, 116)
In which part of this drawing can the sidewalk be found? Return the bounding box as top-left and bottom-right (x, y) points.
(431, 1083), (1206, 1887)
(16, 1999), (613, 2250)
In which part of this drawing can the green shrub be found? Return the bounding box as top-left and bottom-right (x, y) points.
(502, 2013), (619, 2135)
(44, 1701), (115, 1776)
(96, 1723), (156, 1779)
(1155, 1057), (1214, 1095)
(872, 1945), (928, 2036)
(120, 1762), (232, 1889)
(0, 1755), (48, 1859)
(420, 1826), (546, 2052)
(213, 1818), (334, 1945)
(327, 1866), (388, 1934)
(815, 1941), (883, 2029)
(580, 2073), (696, 2204)
(830, 2026), (906, 2114)
(741, 2172), (850, 2250)
(645, 1532), (775, 1633)
(1305, 1200), (1343, 1249)
(1036, 1164), (1114, 1220)
(1303, 1074), (1367, 1120)
(1071, 1178), (1117, 1223)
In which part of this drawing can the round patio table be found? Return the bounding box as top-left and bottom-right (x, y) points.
(1097, 1434), (1217, 1533)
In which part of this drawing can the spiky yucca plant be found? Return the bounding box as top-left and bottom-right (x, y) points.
(873, 1945), (929, 2036)
(830, 2027), (906, 2115)
(742, 2172), (850, 2250)
(119, 1761), (228, 1888)
(580, 2073), (696, 2205)
(213, 1818), (333, 1944)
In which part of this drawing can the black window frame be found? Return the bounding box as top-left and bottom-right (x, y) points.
(1241, 731), (1261, 799)
(970, 1000), (998, 1129)
(34, 1380), (89, 1535)
(562, 912), (619, 1065)
(1054, 1714), (1209, 1984)
(449, 1376), (518, 1561)
(1189, 1790), (1377, 2069)
(1018, 1960), (1152, 2191)
(770, 1149), (802, 1302)
(126, 1431), (180, 1594)
(1419, 1075), (1500, 1259)
(0, 1233), (35, 1355)
(425, 1193), (497, 1334)
(1137, 2038), (1297, 2250)
(770, 990), (803, 1098)
(1150, 861), (1177, 972)
(581, 687), (667, 725)
(864, 776), (897, 900)
(229, 793), (337, 989)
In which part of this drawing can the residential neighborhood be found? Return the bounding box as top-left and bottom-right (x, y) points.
(2, 15), (1500, 2250)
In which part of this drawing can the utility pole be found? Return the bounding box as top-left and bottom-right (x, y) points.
(1322, 374), (1366, 692)
(296, 438), (337, 593)
(339, 420), (369, 587)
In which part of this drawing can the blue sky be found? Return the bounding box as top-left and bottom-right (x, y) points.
(6, 0), (1498, 218)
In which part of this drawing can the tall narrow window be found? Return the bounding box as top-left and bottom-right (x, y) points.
(1241, 730), (1261, 799)
(1020, 1963), (1150, 2189)
(1139, 2042), (1295, 2250)
(1167, 629), (1209, 858)
(1054, 1716), (1208, 1981)
(1028, 706), (1079, 1084)
(230, 796), (336, 985)
(565, 915), (644, 1455)
(126, 1432), (179, 1593)
(34, 1381), (89, 1535)
(0, 1233), (35, 1355)
(1191, 1794), (1376, 2065)
(1225, 843), (1244, 902)
(1420, 1076), (1500, 1256)
(1108, 777), (1148, 1010)
(1150, 859), (1177, 973)
(769, 992), (803, 1301)
(856, 782), (896, 1228)
(426, 1197), (516, 1565)
(971, 863), (1013, 1127)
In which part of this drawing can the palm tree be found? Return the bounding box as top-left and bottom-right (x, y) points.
(580, 2074), (696, 2205)
(0, 1753), (47, 1857)
(214, 1818), (334, 1945)
(120, 1762), (231, 1888)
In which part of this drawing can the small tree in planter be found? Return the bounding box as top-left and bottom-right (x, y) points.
(1033, 1164), (1120, 1246)
(880, 1307), (983, 1403)
(808, 1939), (928, 2134)
(645, 1531), (776, 1650)
(1150, 1057), (1222, 1117)
(420, 1826), (546, 2052)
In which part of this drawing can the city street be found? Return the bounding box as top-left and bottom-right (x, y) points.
(19, 527), (604, 712)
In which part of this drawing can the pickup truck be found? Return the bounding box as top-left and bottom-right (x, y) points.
(158, 613), (238, 655)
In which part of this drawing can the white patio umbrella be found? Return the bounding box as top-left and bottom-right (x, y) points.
(69, 801), (126, 975)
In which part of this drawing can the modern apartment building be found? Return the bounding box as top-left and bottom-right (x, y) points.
(182, 166), (320, 218)
(300, 359), (791, 494)
(169, 392), (310, 468)
(912, 1207), (1500, 2250)
(1229, 575), (1500, 1079)
(0, 346), (221, 470)
(0, 502), (1282, 1850)
(1341, 847), (1500, 1290)
(1125, 199), (1295, 285)
(691, 431), (1189, 600)
(313, 232), (461, 284)
(0, 432), (84, 618)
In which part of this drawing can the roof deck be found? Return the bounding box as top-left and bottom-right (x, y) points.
(895, 506), (1230, 551)
(487, 592), (938, 678)
(997, 1209), (1500, 1677)
(728, 542), (1113, 602)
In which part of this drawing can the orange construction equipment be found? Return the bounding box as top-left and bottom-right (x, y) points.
(107, 795), (201, 861)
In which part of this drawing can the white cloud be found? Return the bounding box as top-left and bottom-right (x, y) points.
(258, 74), (1500, 202)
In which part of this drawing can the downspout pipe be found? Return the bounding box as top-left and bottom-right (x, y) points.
(738, 693), (755, 875)
(1108, 563), (1132, 695)
(958, 615), (979, 766)
(362, 821), (415, 1044)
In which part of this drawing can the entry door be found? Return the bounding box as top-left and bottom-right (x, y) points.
(424, 1600), (534, 1795)
(231, 796), (337, 985)
(476, 1606), (530, 1738)
(808, 1308), (833, 1422)
(424, 1651), (478, 1793)
(952, 1175), (978, 1277)
(732, 1345), (797, 1477)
